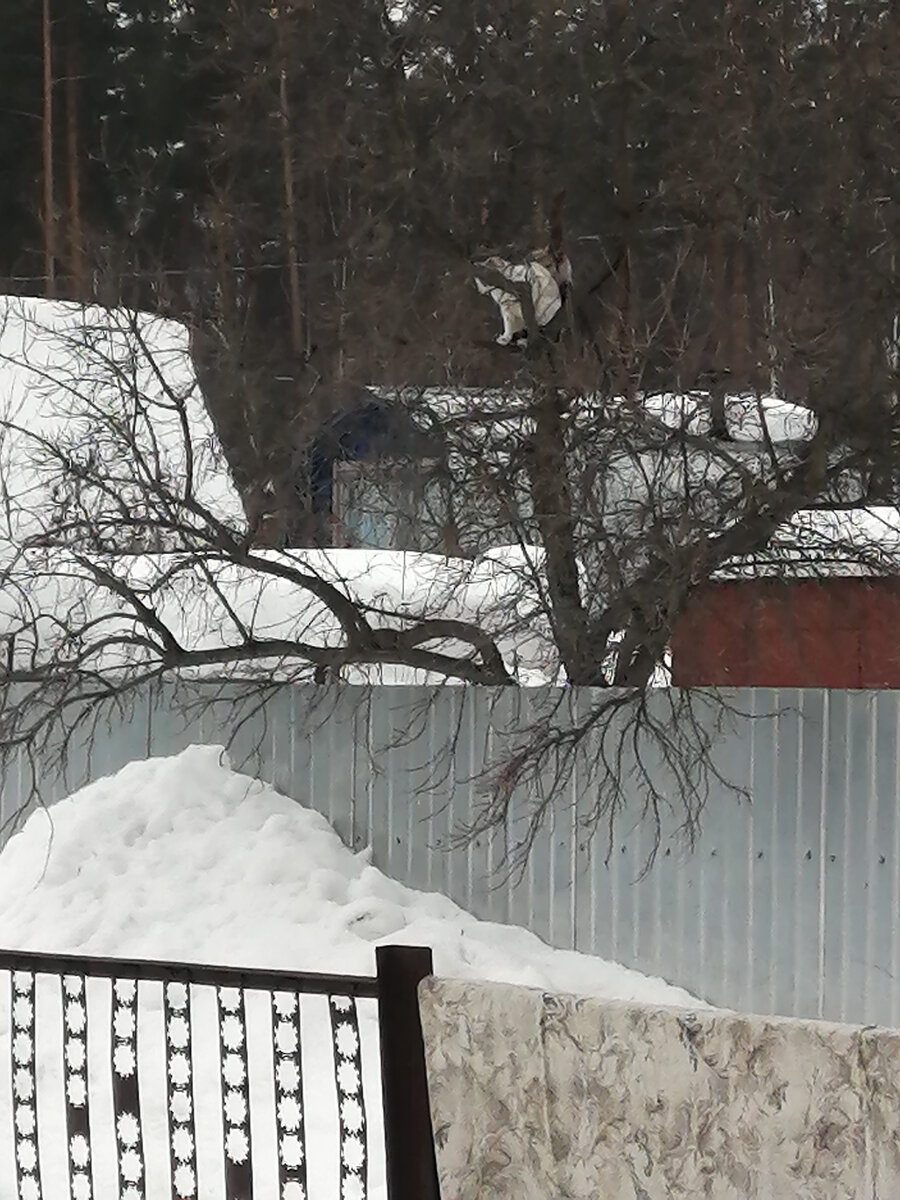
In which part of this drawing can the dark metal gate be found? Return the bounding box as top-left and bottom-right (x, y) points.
(0, 944), (439, 1200)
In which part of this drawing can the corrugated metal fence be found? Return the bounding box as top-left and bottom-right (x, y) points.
(2, 685), (899, 1027)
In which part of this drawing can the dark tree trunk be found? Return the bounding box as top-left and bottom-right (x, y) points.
(41, 0), (56, 297)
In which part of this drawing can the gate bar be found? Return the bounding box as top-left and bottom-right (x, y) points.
(376, 945), (440, 1200)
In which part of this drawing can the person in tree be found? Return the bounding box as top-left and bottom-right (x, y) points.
(474, 245), (573, 346)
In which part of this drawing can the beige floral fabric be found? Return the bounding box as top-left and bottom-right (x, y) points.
(418, 978), (900, 1199)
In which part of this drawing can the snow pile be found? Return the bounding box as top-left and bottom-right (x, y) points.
(0, 747), (697, 1200)
(0, 744), (693, 996)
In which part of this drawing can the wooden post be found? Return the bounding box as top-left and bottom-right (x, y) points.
(376, 945), (440, 1200)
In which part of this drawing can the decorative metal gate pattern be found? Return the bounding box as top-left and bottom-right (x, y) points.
(61, 974), (92, 1200)
(271, 991), (308, 1200)
(164, 978), (196, 1200)
(1, 946), (438, 1200)
(330, 996), (367, 1200)
(10, 970), (40, 1200)
(112, 977), (144, 1199)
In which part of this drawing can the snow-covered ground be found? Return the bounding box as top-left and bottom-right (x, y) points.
(0, 746), (697, 1200)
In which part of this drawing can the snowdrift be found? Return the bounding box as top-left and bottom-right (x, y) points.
(0, 745), (696, 999)
(0, 746), (696, 1200)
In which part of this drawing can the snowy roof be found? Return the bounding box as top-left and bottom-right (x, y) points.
(716, 507), (900, 580)
(0, 296), (245, 546)
(385, 386), (817, 448)
(0, 545), (562, 685)
(642, 392), (815, 445)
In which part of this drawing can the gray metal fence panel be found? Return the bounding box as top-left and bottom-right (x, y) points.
(3, 683), (900, 1027)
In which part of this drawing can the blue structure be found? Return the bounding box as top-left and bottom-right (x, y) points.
(306, 390), (441, 547)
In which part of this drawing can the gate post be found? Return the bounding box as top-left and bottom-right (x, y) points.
(376, 945), (440, 1200)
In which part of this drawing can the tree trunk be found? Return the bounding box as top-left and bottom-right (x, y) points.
(275, 7), (304, 358)
(42, 0), (56, 297)
(65, 0), (84, 299)
(526, 382), (605, 684)
(211, 199), (236, 329)
(609, 1), (639, 399)
(708, 229), (731, 438)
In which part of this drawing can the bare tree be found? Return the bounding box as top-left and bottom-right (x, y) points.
(2, 0), (900, 865)
(0, 255), (897, 866)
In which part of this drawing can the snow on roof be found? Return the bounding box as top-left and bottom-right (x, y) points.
(0, 546), (561, 684)
(0, 296), (245, 545)
(388, 386), (817, 447)
(716, 506), (900, 579)
(642, 392), (816, 444)
(0, 745), (699, 1198)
